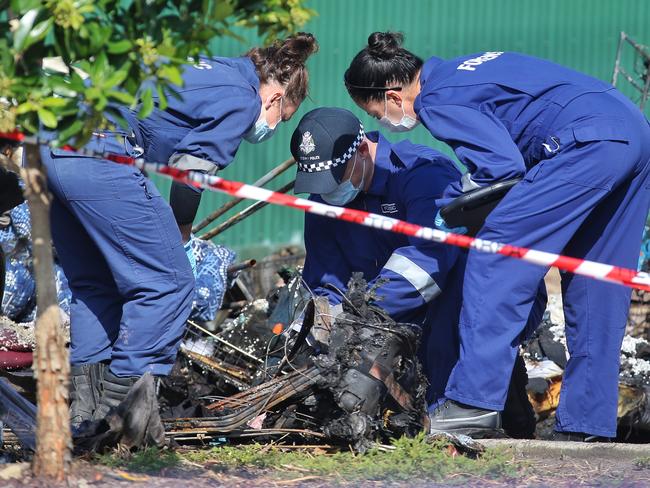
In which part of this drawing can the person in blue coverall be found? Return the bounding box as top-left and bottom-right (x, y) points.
(344, 32), (650, 440)
(291, 107), (544, 437)
(39, 33), (318, 426)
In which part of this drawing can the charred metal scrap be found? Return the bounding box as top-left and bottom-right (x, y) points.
(6, 257), (650, 454)
(523, 291), (650, 440)
(163, 273), (428, 453)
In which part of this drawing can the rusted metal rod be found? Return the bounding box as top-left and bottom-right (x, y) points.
(200, 180), (295, 240)
(612, 32), (650, 109)
(192, 158), (295, 234)
(186, 320), (264, 364)
(226, 259), (257, 275)
(221, 300), (249, 310)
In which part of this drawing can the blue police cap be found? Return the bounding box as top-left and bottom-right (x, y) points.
(290, 107), (365, 194)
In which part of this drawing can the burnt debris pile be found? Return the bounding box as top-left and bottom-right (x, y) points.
(166, 273), (428, 452)
(522, 293), (650, 441)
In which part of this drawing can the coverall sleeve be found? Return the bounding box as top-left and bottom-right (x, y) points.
(371, 158), (462, 322)
(169, 91), (259, 170)
(302, 212), (349, 306)
(418, 104), (526, 200)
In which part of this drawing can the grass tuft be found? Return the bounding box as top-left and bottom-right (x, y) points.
(96, 446), (181, 473)
(182, 433), (523, 483)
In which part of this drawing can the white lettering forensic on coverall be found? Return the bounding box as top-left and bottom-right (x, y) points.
(457, 51), (504, 71)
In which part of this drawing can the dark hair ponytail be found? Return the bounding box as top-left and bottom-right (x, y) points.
(246, 32), (319, 105)
(344, 32), (423, 102)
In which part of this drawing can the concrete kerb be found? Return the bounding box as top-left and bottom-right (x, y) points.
(480, 438), (650, 460)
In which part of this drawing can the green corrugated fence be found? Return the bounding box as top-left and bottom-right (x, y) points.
(148, 0), (650, 258)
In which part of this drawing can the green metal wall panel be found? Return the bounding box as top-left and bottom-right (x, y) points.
(149, 0), (650, 258)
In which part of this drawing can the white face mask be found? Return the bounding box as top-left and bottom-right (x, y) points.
(245, 95), (283, 144)
(378, 93), (420, 133)
(321, 153), (366, 206)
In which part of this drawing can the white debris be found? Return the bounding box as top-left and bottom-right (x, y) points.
(526, 359), (565, 379)
(240, 299), (268, 318)
(548, 322), (566, 347)
(0, 317), (36, 351)
(543, 293), (568, 347)
(619, 335), (650, 381)
(181, 337), (215, 357)
(621, 335), (649, 355)
(546, 293), (565, 327)
(621, 356), (650, 378)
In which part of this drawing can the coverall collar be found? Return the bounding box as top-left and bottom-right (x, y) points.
(235, 56), (262, 92)
(365, 131), (400, 196)
(414, 56), (444, 113)
(418, 56), (445, 87)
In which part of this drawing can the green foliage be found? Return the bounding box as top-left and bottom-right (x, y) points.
(181, 434), (524, 483)
(235, 0), (317, 44)
(0, 0), (316, 144)
(97, 447), (181, 473)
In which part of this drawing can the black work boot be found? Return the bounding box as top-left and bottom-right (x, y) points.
(551, 431), (612, 442)
(70, 363), (105, 427)
(502, 354), (536, 439)
(92, 369), (140, 421)
(429, 400), (504, 438)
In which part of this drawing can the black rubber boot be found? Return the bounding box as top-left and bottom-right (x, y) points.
(551, 431), (612, 442)
(70, 363), (105, 427)
(92, 369), (140, 421)
(429, 400), (504, 438)
(502, 354), (537, 439)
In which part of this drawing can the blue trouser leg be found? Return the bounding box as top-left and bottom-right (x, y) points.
(445, 94), (650, 436)
(555, 164), (650, 436)
(50, 197), (122, 365)
(421, 283), (461, 406)
(522, 282), (548, 340)
(42, 135), (195, 376)
(423, 260), (546, 409)
(409, 248), (466, 406)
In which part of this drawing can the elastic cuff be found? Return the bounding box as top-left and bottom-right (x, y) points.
(108, 363), (173, 377)
(445, 389), (505, 411)
(70, 353), (111, 366)
(168, 153), (219, 175)
(554, 422), (617, 438)
(146, 363), (173, 377)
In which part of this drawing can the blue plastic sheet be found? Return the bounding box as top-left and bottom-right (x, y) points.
(189, 237), (236, 323)
(639, 225), (650, 271)
(0, 204), (72, 322)
(0, 203), (235, 324)
(0, 203), (38, 322)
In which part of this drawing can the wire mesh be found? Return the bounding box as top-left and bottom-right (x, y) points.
(179, 251), (307, 391)
(180, 319), (263, 390)
(626, 289), (650, 340)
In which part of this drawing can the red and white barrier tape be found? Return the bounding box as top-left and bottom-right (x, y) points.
(3, 130), (650, 291)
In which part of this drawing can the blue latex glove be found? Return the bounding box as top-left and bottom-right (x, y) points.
(434, 210), (468, 235)
(184, 238), (197, 276)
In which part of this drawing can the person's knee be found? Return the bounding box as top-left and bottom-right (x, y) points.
(169, 181), (202, 225)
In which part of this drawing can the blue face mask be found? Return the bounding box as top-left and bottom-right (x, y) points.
(321, 153), (366, 206)
(244, 96), (283, 144)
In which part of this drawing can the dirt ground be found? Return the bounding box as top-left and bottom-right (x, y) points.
(3, 440), (650, 487)
(0, 268), (644, 487)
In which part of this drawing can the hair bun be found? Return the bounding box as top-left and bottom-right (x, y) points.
(278, 32), (319, 65)
(367, 31), (403, 60)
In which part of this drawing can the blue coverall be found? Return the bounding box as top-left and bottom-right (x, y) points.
(303, 131), (465, 403)
(40, 56), (263, 376)
(127, 56), (261, 172)
(414, 51), (650, 436)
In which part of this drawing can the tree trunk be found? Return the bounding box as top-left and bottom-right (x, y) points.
(22, 143), (71, 481)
